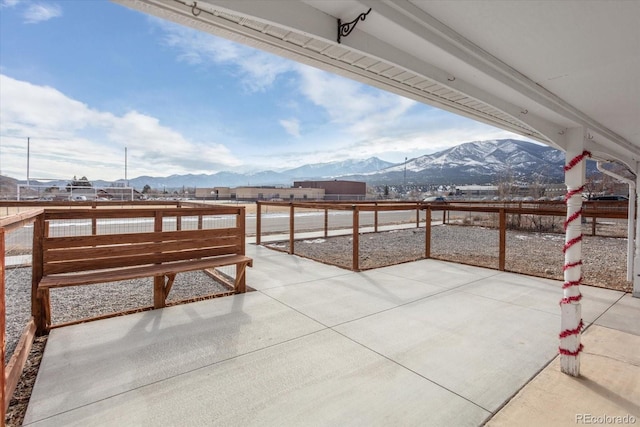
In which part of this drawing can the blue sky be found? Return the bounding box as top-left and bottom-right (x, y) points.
(0, 0), (528, 182)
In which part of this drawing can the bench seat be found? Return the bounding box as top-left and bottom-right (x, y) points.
(39, 255), (253, 289)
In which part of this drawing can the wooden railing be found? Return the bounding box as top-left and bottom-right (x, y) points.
(255, 201), (628, 272)
(1, 209), (43, 419)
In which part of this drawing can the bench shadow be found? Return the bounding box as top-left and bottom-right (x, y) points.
(32, 293), (253, 423)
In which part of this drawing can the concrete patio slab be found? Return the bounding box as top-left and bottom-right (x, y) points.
(26, 329), (491, 427)
(334, 289), (560, 412)
(243, 242), (284, 258)
(262, 270), (446, 327)
(23, 247), (638, 426)
(487, 325), (640, 426)
(458, 273), (626, 323)
(376, 259), (500, 289)
(594, 293), (640, 336)
(245, 251), (351, 291)
(24, 292), (325, 424)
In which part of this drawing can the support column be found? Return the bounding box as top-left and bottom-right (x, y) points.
(560, 127), (588, 376)
(634, 164), (640, 298)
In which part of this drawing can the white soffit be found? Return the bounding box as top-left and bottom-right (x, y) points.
(114, 0), (640, 166)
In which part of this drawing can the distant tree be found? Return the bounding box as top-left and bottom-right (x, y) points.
(496, 167), (518, 200)
(142, 184), (151, 194)
(384, 185), (389, 198)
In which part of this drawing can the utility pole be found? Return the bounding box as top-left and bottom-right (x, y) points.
(125, 147), (128, 186)
(403, 156), (407, 190)
(27, 137), (30, 187)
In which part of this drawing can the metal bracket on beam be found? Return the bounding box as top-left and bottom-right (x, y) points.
(338, 8), (371, 44)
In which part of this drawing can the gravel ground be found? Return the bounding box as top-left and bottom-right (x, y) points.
(3, 269), (231, 363)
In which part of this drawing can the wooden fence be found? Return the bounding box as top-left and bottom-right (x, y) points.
(255, 200), (628, 272)
(0, 209), (43, 420)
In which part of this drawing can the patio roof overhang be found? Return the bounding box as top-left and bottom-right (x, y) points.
(114, 0), (640, 169)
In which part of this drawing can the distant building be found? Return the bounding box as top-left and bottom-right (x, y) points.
(195, 187), (232, 200)
(293, 180), (366, 200)
(195, 186), (325, 201)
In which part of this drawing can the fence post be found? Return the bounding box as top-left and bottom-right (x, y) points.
(324, 208), (328, 238)
(153, 211), (165, 309)
(289, 203), (295, 255)
(425, 206), (431, 258)
(239, 207), (246, 254)
(374, 202), (378, 233)
(32, 213), (46, 335)
(442, 209), (446, 224)
(256, 201), (262, 245)
(416, 204), (420, 228)
(499, 208), (506, 271)
(352, 205), (360, 271)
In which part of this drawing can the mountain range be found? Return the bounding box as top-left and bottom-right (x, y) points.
(8, 139), (593, 190)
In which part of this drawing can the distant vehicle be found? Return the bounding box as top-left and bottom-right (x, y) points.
(589, 195), (628, 201)
(70, 195), (87, 201)
(423, 196), (447, 203)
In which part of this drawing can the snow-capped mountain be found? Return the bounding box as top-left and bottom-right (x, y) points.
(11, 140), (583, 190)
(348, 139), (574, 184)
(284, 157), (395, 179)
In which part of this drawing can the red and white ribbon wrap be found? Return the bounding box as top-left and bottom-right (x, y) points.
(559, 150), (590, 360)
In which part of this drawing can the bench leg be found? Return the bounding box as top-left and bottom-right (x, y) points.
(234, 263), (248, 294)
(153, 276), (166, 309)
(36, 289), (51, 334)
(153, 274), (176, 309)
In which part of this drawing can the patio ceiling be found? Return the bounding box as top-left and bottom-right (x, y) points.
(114, 0), (640, 168)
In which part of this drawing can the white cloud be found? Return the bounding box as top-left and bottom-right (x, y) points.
(0, 75), (241, 180)
(1, 0), (22, 8)
(156, 19), (295, 92)
(295, 66), (417, 137)
(23, 3), (62, 24)
(279, 118), (300, 138)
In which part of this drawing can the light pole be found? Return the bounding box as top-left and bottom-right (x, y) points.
(125, 147), (128, 186)
(27, 137), (30, 187)
(403, 156), (407, 190)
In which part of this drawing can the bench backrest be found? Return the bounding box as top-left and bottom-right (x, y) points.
(42, 228), (242, 275)
(38, 207), (246, 276)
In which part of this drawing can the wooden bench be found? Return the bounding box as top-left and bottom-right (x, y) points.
(33, 210), (252, 332)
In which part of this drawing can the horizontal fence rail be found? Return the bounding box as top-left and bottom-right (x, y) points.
(256, 200), (628, 272)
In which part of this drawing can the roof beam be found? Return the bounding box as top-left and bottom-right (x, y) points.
(365, 0), (638, 156)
